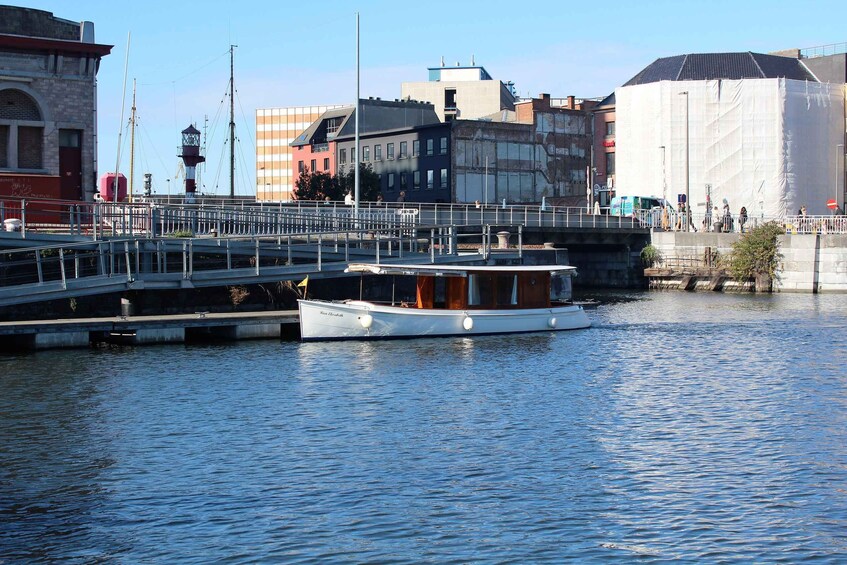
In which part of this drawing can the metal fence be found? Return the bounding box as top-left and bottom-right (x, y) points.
(634, 209), (847, 235)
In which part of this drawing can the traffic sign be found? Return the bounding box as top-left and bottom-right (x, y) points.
(827, 199), (838, 210)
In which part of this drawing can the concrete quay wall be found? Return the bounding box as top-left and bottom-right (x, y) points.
(650, 232), (847, 293)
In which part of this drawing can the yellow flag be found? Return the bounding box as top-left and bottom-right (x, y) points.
(297, 276), (309, 288)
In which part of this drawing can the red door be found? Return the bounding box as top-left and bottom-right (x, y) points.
(59, 129), (82, 200)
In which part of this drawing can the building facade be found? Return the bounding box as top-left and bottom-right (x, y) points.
(334, 122), (452, 203)
(0, 6), (111, 201)
(256, 104), (344, 201)
(453, 94), (592, 206)
(290, 98), (442, 200)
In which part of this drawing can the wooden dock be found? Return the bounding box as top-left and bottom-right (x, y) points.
(0, 310), (300, 350)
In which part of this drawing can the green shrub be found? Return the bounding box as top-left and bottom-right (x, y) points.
(170, 229), (194, 238)
(728, 221), (784, 282)
(640, 244), (662, 268)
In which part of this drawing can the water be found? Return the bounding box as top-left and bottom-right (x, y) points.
(2, 292), (847, 563)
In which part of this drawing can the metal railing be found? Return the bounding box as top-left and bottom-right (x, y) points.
(634, 209), (847, 235)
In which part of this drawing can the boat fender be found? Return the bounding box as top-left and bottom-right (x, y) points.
(360, 314), (373, 329)
(548, 317), (557, 328)
(463, 316), (474, 331)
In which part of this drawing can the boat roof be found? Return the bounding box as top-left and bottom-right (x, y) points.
(345, 263), (577, 277)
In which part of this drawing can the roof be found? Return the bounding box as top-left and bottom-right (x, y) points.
(345, 263), (577, 277)
(623, 52), (817, 86)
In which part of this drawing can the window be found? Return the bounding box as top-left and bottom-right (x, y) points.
(440, 168), (447, 188)
(606, 121), (615, 136)
(426, 139), (434, 156)
(16, 127), (43, 169)
(440, 136), (447, 155)
(363, 146), (370, 162)
(351, 148), (356, 162)
(426, 170), (434, 190)
(339, 148), (347, 164)
(399, 141), (408, 158)
(323, 158), (330, 170)
(374, 144), (382, 161)
(606, 152), (615, 175)
(401, 173), (407, 190)
(0, 89), (44, 170)
(413, 140), (420, 157)
(413, 171), (421, 190)
(387, 142), (395, 160)
(0, 125), (8, 168)
(310, 159), (316, 172)
(444, 88), (457, 110)
(388, 173), (395, 189)
(298, 160), (305, 174)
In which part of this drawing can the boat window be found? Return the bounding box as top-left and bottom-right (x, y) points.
(433, 277), (447, 308)
(496, 274), (518, 307)
(468, 274), (494, 307)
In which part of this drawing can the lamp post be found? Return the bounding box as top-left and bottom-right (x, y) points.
(659, 145), (666, 202)
(837, 143), (845, 207)
(679, 91), (690, 231)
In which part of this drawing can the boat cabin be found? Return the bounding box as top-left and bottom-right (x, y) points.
(346, 264), (576, 311)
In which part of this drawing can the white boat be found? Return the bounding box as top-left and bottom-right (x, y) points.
(298, 263), (591, 341)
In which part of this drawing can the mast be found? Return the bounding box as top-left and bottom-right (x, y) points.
(113, 32), (130, 203)
(229, 45), (236, 199)
(128, 79), (136, 202)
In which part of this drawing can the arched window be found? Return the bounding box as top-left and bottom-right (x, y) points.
(0, 88), (45, 170)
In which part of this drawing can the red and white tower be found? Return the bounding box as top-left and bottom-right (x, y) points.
(179, 125), (205, 204)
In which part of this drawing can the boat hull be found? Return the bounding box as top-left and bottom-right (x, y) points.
(298, 299), (591, 341)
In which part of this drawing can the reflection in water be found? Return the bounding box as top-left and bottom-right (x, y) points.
(2, 292), (847, 562)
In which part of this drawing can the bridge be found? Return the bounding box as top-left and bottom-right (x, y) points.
(0, 197), (651, 308)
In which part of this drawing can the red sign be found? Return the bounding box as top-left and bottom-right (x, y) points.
(827, 199), (838, 210)
(603, 140), (616, 148)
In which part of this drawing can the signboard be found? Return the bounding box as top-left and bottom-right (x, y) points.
(827, 199), (838, 210)
(678, 193), (687, 204)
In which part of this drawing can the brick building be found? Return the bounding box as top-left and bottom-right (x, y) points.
(0, 6), (111, 201)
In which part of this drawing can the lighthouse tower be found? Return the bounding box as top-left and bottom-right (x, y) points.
(179, 125), (205, 204)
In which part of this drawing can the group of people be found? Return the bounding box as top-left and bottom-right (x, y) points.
(704, 201), (747, 233)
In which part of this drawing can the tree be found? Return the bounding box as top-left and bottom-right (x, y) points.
(337, 163), (382, 202)
(293, 168), (341, 201)
(728, 221), (784, 287)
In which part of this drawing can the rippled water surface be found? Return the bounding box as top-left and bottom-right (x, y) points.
(2, 292), (847, 563)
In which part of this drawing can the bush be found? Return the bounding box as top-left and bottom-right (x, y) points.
(640, 244), (662, 268)
(170, 229), (194, 238)
(728, 221), (784, 282)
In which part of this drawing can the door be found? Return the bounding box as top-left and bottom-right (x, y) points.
(59, 129), (82, 200)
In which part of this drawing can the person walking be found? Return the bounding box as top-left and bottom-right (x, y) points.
(397, 191), (406, 203)
(739, 206), (748, 233)
(722, 201), (732, 232)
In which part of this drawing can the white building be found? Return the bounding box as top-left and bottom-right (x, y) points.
(615, 52), (845, 217)
(401, 62), (515, 122)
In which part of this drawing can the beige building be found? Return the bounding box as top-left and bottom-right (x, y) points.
(401, 63), (515, 122)
(256, 104), (344, 201)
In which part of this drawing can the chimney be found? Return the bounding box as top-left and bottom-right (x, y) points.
(567, 95), (575, 108)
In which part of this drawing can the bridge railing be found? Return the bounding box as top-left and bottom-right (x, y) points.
(634, 209), (847, 234)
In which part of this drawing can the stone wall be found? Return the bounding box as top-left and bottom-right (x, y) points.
(651, 231), (847, 293)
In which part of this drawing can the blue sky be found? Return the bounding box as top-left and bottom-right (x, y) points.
(12, 0), (847, 197)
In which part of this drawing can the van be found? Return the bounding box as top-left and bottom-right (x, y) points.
(610, 195), (673, 217)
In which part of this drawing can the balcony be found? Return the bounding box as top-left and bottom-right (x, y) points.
(312, 143), (329, 153)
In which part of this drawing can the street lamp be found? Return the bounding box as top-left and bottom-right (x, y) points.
(837, 143), (845, 207)
(659, 145), (666, 202)
(679, 91), (690, 230)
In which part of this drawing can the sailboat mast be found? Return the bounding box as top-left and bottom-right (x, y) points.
(229, 45), (236, 200)
(128, 79), (136, 203)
